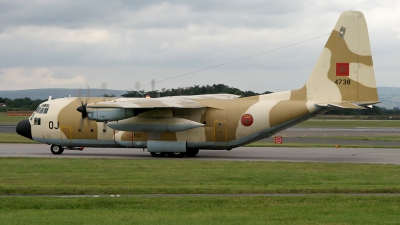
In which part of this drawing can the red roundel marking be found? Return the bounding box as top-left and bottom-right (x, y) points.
(241, 114), (253, 127)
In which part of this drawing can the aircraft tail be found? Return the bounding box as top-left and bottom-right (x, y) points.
(293, 10), (379, 108)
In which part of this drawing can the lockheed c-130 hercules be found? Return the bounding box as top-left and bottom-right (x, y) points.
(16, 10), (379, 157)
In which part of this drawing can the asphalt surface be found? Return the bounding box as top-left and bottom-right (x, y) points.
(0, 124), (17, 133)
(2, 144), (400, 164)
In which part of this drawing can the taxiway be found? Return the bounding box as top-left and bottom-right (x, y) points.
(1, 144), (400, 164)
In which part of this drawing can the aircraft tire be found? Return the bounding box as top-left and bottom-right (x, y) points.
(167, 152), (186, 158)
(185, 148), (199, 157)
(50, 145), (64, 155)
(150, 152), (167, 157)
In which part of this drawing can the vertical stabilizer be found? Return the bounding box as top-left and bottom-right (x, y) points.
(304, 10), (379, 104)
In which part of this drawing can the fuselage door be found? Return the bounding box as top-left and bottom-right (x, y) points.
(214, 121), (227, 143)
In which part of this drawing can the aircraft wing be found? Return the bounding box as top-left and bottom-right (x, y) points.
(87, 94), (240, 109)
(84, 94), (240, 122)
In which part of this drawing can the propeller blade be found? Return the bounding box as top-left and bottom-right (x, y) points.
(85, 85), (91, 105)
(77, 87), (82, 99)
(135, 81), (140, 92)
(101, 82), (107, 101)
(151, 79), (155, 91)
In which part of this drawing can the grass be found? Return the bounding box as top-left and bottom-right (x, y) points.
(1, 196), (400, 224)
(295, 119), (400, 128)
(306, 136), (400, 142)
(2, 158), (400, 195)
(0, 115), (28, 124)
(246, 142), (399, 148)
(0, 133), (37, 143)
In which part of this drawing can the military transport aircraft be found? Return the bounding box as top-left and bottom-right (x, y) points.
(16, 10), (379, 157)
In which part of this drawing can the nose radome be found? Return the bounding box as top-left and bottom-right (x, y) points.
(16, 119), (32, 140)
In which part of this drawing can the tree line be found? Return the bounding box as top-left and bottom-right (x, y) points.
(0, 97), (44, 112)
(121, 84), (272, 98)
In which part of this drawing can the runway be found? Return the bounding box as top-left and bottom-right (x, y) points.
(2, 144), (400, 164)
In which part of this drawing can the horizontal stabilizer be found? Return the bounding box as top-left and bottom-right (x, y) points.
(316, 102), (367, 109)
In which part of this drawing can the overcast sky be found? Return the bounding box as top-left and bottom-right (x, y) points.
(0, 0), (399, 93)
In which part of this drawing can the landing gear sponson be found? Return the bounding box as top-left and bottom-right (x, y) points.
(149, 148), (199, 158)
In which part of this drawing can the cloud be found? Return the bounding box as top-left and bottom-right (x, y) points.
(0, 0), (399, 91)
(0, 67), (86, 90)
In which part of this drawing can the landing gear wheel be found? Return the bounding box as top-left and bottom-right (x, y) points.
(50, 145), (64, 154)
(150, 152), (167, 157)
(167, 152), (186, 158)
(186, 148), (199, 157)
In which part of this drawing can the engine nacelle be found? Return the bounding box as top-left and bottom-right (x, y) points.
(86, 108), (134, 122)
(107, 117), (204, 132)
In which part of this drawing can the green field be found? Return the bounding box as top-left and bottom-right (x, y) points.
(294, 119), (400, 128)
(0, 115), (28, 124)
(0, 133), (36, 143)
(1, 158), (400, 224)
(2, 158), (400, 195)
(1, 196), (400, 224)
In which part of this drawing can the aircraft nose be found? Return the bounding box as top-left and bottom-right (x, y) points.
(16, 119), (32, 140)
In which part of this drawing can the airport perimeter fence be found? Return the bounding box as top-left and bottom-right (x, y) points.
(6, 111), (34, 116)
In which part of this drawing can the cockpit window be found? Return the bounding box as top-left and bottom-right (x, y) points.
(34, 117), (41, 125)
(36, 104), (50, 114)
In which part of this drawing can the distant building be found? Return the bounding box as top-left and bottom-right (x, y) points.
(0, 103), (6, 107)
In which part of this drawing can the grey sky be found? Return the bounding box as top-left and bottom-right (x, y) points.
(0, 0), (399, 93)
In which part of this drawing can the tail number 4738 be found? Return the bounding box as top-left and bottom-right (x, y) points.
(335, 79), (351, 85)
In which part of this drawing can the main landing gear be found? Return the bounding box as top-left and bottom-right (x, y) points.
(50, 145), (84, 155)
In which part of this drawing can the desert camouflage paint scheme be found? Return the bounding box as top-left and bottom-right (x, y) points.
(16, 10), (379, 157)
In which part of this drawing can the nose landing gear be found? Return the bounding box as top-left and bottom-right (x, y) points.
(50, 144), (64, 154)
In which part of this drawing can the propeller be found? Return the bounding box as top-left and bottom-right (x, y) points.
(76, 85), (91, 130)
(77, 101), (88, 118)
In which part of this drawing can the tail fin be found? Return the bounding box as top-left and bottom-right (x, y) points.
(303, 10), (379, 106)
